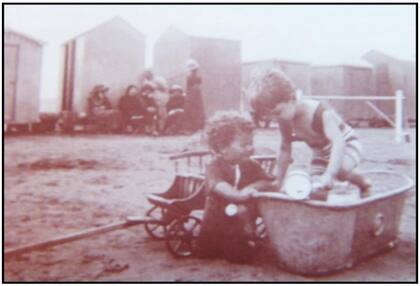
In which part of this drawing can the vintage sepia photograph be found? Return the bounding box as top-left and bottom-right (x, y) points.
(3, 3), (417, 282)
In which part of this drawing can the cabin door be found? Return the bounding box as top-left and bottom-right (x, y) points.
(5, 44), (19, 122)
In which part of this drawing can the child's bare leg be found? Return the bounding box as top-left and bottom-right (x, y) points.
(337, 154), (371, 195)
(237, 205), (254, 238)
(338, 170), (371, 192)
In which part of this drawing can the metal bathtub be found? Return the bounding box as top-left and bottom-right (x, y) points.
(254, 171), (414, 276)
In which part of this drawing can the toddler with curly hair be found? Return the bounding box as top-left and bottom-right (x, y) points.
(197, 111), (274, 262)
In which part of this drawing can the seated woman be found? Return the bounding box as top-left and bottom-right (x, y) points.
(118, 85), (147, 133)
(139, 78), (159, 136)
(139, 70), (170, 135)
(87, 84), (120, 133)
(164, 84), (185, 135)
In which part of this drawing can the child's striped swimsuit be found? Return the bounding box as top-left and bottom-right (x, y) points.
(310, 102), (363, 175)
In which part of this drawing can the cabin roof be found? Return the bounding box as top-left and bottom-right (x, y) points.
(5, 27), (45, 46)
(63, 16), (145, 44)
(243, 58), (310, 66)
(158, 25), (241, 43)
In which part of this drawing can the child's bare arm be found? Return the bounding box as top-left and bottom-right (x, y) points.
(321, 110), (346, 183)
(276, 120), (293, 186)
(246, 179), (277, 192)
(213, 182), (256, 203)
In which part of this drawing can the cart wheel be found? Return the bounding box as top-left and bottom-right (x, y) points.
(144, 206), (167, 240)
(166, 216), (201, 258)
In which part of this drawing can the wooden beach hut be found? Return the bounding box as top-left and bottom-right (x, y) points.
(5, 28), (44, 128)
(60, 17), (146, 114)
(363, 50), (416, 123)
(310, 63), (376, 122)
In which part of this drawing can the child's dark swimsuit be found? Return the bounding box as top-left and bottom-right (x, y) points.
(309, 102), (362, 175)
(197, 156), (274, 259)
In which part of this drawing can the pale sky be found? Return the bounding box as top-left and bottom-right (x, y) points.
(4, 4), (416, 111)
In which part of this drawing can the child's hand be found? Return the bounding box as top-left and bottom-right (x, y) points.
(241, 187), (258, 200)
(271, 180), (281, 190)
(309, 188), (329, 201)
(313, 173), (333, 191)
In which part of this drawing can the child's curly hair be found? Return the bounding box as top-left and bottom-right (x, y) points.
(206, 111), (255, 153)
(252, 69), (296, 115)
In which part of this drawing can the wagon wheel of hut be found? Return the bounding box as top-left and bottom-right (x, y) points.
(165, 216), (202, 258)
(144, 206), (167, 240)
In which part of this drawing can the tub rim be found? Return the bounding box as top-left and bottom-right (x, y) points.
(254, 170), (414, 210)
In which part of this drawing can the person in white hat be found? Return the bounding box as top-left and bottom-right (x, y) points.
(182, 59), (205, 134)
(186, 58), (200, 71)
(87, 84), (120, 133)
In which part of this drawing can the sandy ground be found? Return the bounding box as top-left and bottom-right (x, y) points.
(4, 128), (416, 282)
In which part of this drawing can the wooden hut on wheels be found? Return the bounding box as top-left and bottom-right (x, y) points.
(242, 59), (311, 112)
(310, 63), (377, 124)
(153, 27), (242, 117)
(363, 50), (416, 125)
(60, 17), (146, 114)
(4, 28), (44, 130)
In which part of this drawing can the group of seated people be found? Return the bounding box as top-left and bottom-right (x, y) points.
(85, 60), (205, 135)
(86, 81), (186, 135)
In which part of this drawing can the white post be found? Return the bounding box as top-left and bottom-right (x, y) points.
(240, 89), (245, 113)
(395, 90), (404, 143)
(296, 89), (303, 101)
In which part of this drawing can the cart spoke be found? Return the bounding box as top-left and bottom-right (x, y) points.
(148, 223), (160, 232)
(189, 221), (201, 236)
(172, 240), (183, 252)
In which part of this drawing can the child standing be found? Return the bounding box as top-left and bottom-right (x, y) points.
(197, 111), (274, 262)
(252, 69), (371, 199)
(182, 59), (206, 134)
